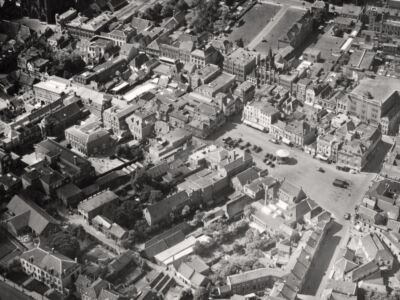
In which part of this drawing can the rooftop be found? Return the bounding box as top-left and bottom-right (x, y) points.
(78, 190), (119, 213)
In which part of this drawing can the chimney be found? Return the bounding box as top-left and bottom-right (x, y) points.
(51, 248), (55, 253)
(73, 155), (77, 165)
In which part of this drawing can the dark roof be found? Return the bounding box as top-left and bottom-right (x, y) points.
(232, 167), (259, 187)
(36, 139), (92, 169)
(56, 183), (82, 198)
(143, 222), (192, 258)
(108, 250), (135, 274)
(20, 247), (78, 277)
(7, 193), (58, 235)
(145, 191), (190, 223)
(350, 261), (379, 282)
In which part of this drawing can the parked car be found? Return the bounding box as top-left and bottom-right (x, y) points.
(318, 167), (325, 173)
(269, 138), (279, 144)
(344, 213), (351, 220)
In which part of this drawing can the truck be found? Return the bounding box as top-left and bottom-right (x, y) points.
(333, 179), (349, 188)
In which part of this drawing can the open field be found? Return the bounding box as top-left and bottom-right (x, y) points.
(254, 7), (305, 53)
(228, 3), (280, 46)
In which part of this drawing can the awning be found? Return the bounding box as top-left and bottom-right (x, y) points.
(316, 154), (328, 161)
(243, 119), (266, 131)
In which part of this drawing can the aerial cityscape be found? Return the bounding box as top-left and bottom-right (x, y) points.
(1, 0), (400, 299)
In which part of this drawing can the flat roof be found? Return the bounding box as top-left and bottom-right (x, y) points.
(351, 75), (400, 103)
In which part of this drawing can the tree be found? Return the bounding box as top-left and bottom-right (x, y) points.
(113, 200), (141, 229)
(72, 225), (87, 241)
(235, 38), (244, 48)
(49, 231), (80, 259)
(243, 204), (254, 219)
(161, 3), (174, 18)
(192, 210), (205, 226)
(182, 205), (190, 217)
(193, 287), (209, 300)
(7, 257), (21, 273)
(232, 242), (244, 254)
(234, 220), (249, 235)
(176, 0), (189, 11)
(121, 230), (137, 249)
(179, 288), (193, 300)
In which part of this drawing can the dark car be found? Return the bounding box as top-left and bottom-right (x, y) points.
(318, 167), (325, 173)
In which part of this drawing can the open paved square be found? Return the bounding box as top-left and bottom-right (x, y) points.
(210, 119), (376, 221)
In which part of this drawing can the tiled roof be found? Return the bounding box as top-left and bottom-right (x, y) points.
(7, 193), (58, 235)
(145, 191), (190, 223)
(21, 247), (78, 277)
(78, 190), (119, 213)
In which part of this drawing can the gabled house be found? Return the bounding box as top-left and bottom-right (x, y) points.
(6, 193), (59, 237)
(20, 247), (81, 294)
(143, 191), (192, 226)
(278, 180), (306, 204)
